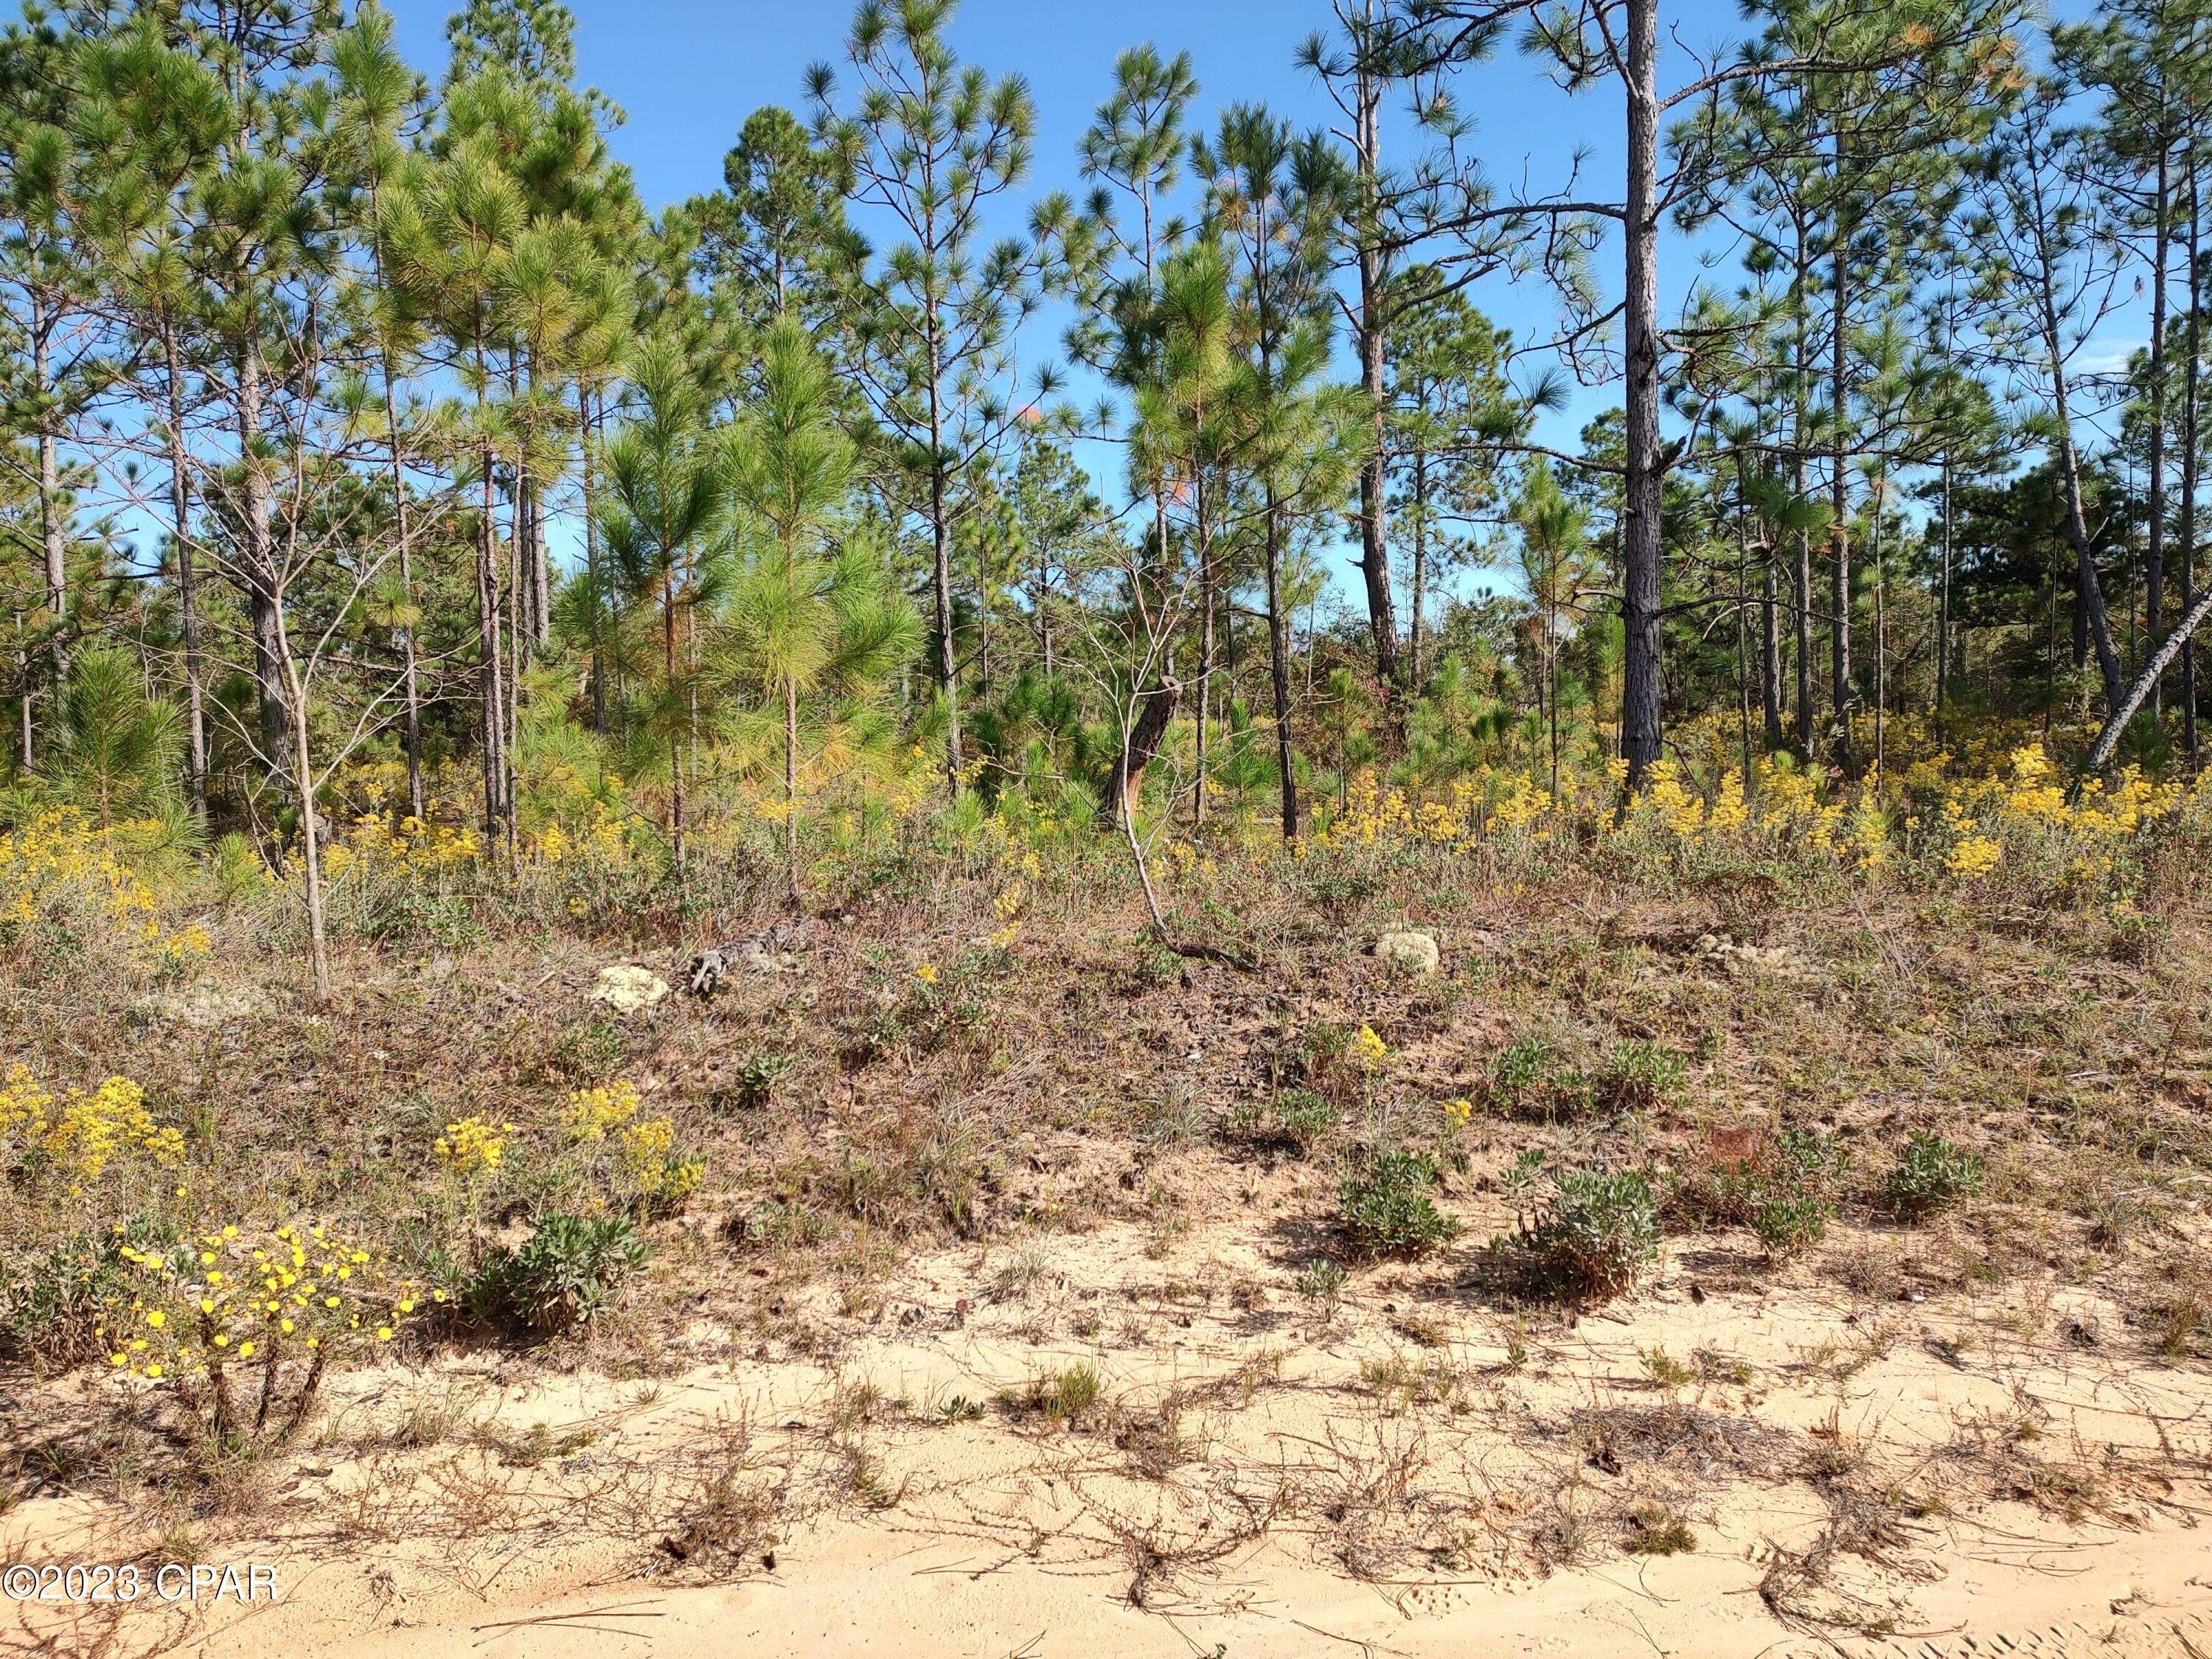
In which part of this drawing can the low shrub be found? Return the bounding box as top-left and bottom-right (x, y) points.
(1295, 1258), (1347, 1301)
(1533, 1169), (1660, 1298)
(1625, 1503), (1696, 1555)
(1274, 1090), (1340, 1153)
(1749, 1191), (1834, 1258)
(1593, 1040), (1687, 1113)
(1678, 1125), (1849, 1259)
(467, 1211), (650, 1336)
(1882, 1132), (1983, 1222)
(91, 1221), (429, 1449)
(1339, 1146), (1461, 1256)
(0, 1220), (173, 1367)
(1005, 1361), (1105, 1424)
(1231, 1088), (1340, 1156)
(1492, 1037), (1589, 1119)
(731, 1050), (795, 1110)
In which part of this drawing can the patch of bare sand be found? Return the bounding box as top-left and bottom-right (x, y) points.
(7, 1208), (2211, 1659)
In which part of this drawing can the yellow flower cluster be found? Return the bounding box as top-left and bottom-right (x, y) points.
(1166, 840), (1221, 880)
(618, 1113), (703, 1205)
(1921, 745), (2191, 883)
(1350, 1024), (1390, 1070)
(563, 1080), (703, 1206)
(97, 1220), (430, 1384)
(316, 809), (481, 880)
(1315, 776), (1431, 850)
(1298, 732), (2197, 890)
(434, 1116), (511, 1175)
(0, 809), (210, 967)
(1946, 832), (2005, 878)
(1484, 774), (1555, 836)
(1642, 764), (1713, 838)
(563, 1080), (641, 1142)
(0, 1065), (181, 1192)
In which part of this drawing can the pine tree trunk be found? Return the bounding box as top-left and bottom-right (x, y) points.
(2028, 131), (2124, 714)
(1618, 0), (1665, 790)
(1937, 453), (1953, 748)
(2183, 153), (2202, 762)
(529, 473), (551, 651)
(1352, 43), (1402, 692)
(161, 317), (207, 819)
(32, 296), (66, 700)
(239, 341), (291, 785)
(583, 386), (608, 734)
(2146, 143), (2172, 708)
(478, 434), (506, 841)
(1195, 472), (1213, 826)
(279, 619), (330, 1005)
(1265, 490), (1298, 843)
(1105, 678), (1178, 830)
(1792, 224), (1815, 759)
(664, 572), (683, 873)
(379, 372), (423, 824)
(1829, 150), (1852, 770)
(927, 345), (961, 787)
(1761, 554), (1782, 749)
(1410, 452), (1430, 684)
(785, 673), (800, 905)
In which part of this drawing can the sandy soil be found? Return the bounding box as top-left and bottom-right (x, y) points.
(8, 1178), (2211, 1659)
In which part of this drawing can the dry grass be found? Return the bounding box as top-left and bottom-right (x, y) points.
(5, 818), (2212, 1651)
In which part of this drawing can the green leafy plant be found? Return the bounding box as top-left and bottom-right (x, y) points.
(1594, 1040), (1686, 1112)
(1750, 1192), (1832, 1257)
(1046, 1361), (1102, 1421)
(468, 1211), (651, 1336)
(1340, 1146), (1461, 1256)
(1495, 1037), (1559, 1095)
(1271, 1088), (1339, 1155)
(0, 1220), (176, 1366)
(1532, 1169), (1660, 1298)
(1296, 1258), (1347, 1301)
(1492, 1037), (1593, 1120)
(733, 1050), (795, 1110)
(552, 1018), (628, 1084)
(1882, 1132), (1983, 1222)
(1501, 1147), (1548, 1231)
(1625, 1503), (1696, 1556)
(1005, 1362), (1105, 1424)
(1677, 1126), (1849, 1259)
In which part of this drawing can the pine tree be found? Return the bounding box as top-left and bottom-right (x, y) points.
(597, 335), (728, 875)
(810, 0), (1060, 788)
(723, 315), (919, 902)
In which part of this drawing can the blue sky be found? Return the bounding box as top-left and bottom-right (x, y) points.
(377, 0), (1752, 599)
(385, 0), (2115, 474)
(378, 0), (1750, 439)
(21, 1), (2130, 597)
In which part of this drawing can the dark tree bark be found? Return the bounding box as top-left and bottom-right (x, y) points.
(2184, 146), (2202, 762)
(1264, 490), (1300, 842)
(1619, 0), (1664, 787)
(1761, 554), (1783, 748)
(1829, 208), (1852, 768)
(161, 317), (207, 818)
(2146, 143), (2171, 707)
(1349, 37), (1405, 692)
(1104, 676), (1180, 829)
